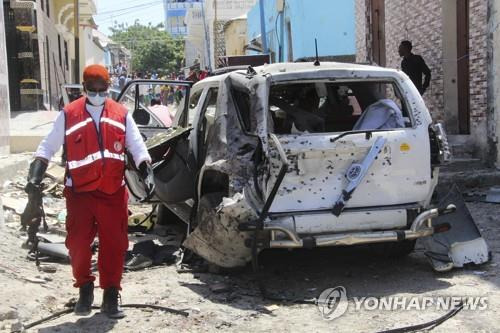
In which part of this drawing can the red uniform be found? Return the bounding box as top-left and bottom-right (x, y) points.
(63, 97), (129, 289)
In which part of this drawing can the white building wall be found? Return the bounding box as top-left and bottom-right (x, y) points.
(37, 0), (73, 109)
(80, 26), (106, 69)
(185, 6), (206, 68)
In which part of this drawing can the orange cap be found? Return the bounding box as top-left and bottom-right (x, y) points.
(83, 64), (110, 82)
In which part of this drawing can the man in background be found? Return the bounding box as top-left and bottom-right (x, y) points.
(398, 40), (431, 95)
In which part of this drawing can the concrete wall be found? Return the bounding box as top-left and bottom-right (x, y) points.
(247, 0), (355, 62)
(224, 18), (247, 56)
(489, 0), (500, 167)
(355, 0), (368, 63)
(0, 1), (10, 156)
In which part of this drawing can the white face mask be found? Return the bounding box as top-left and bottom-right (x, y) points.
(86, 94), (106, 106)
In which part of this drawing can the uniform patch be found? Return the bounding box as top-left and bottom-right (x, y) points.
(114, 141), (123, 152)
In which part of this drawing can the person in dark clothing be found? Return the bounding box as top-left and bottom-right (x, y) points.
(398, 40), (431, 95)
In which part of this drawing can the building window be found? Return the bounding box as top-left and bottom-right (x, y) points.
(40, 0), (44, 12)
(58, 34), (62, 67)
(64, 40), (69, 70)
(46, 0), (50, 17)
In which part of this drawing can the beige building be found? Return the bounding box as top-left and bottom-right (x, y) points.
(356, 0), (499, 167)
(4, 0), (105, 111)
(223, 14), (247, 56)
(78, 1), (105, 70)
(204, 0), (256, 69)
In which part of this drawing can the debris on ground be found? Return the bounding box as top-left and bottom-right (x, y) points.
(125, 240), (182, 271)
(45, 164), (65, 184)
(209, 282), (232, 294)
(1, 157), (499, 332)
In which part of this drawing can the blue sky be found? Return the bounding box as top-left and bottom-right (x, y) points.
(94, 0), (165, 36)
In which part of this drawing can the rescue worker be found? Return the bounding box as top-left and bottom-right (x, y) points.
(24, 64), (155, 318)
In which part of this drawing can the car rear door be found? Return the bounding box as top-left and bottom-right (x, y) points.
(264, 79), (434, 214)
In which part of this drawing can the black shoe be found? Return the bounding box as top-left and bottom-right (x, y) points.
(100, 287), (125, 319)
(74, 282), (94, 316)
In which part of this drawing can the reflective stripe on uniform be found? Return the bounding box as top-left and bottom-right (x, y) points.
(103, 149), (125, 161)
(101, 117), (126, 132)
(67, 151), (102, 170)
(65, 118), (93, 136)
(67, 150), (124, 170)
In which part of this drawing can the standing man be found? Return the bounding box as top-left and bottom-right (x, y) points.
(23, 64), (155, 318)
(398, 40), (432, 95)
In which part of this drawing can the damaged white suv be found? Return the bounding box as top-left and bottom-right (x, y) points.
(120, 62), (489, 271)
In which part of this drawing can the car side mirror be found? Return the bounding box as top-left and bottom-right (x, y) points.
(133, 107), (151, 126)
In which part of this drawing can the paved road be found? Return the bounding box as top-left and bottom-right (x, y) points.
(0, 181), (498, 332)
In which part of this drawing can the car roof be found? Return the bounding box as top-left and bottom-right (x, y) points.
(197, 62), (403, 86)
(254, 61), (401, 76)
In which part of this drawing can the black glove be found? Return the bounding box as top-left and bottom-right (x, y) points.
(21, 159), (47, 230)
(138, 161), (155, 201)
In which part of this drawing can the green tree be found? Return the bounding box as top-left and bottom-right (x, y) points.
(110, 21), (184, 74)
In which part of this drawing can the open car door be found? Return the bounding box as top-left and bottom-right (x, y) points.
(117, 80), (191, 139)
(118, 80), (196, 204)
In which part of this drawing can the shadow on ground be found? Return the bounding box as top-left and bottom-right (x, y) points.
(179, 200), (499, 313)
(38, 313), (117, 333)
(179, 243), (458, 312)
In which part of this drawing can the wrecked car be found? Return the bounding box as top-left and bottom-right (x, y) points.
(119, 63), (489, 271)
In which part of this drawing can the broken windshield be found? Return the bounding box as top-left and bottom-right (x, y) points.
(268, 81), (411, 134)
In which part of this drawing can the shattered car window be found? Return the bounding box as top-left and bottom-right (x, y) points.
(269, 81), (411, 134)
(187, 89), (203, 127)
(119, 83), (184, 128)
(231, 89), (254, 132)
(200, 88), (218, 144)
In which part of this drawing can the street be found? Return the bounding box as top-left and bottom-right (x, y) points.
(1, 0), (500, 332)
(0, 164), (498, 332)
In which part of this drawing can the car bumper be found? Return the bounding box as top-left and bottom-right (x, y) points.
(265, 206), (454, 248)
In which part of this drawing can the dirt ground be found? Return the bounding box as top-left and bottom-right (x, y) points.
(0, 169), (499, 333)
